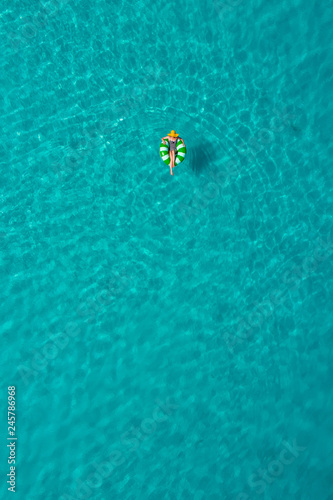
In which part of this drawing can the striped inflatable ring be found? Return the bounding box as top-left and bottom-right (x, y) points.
(159, 139), (187, 166)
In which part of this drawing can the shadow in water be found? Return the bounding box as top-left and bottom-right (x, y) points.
(188, 141), (218, 175)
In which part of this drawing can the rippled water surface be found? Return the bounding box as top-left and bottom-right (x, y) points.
(1, 0), (333, 498)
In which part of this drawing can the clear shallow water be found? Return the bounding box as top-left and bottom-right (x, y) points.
(1, 0), (333, 498)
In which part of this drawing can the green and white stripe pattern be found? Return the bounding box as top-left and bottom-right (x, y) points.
(159, 139), (187, 166)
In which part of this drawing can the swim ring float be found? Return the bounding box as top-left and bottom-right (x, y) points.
(159, 139), (187, 166)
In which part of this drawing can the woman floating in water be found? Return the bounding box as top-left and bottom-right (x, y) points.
(161, 130), (186, 176)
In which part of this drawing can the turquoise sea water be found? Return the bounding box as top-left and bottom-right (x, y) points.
(1, 0), (333, 498)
